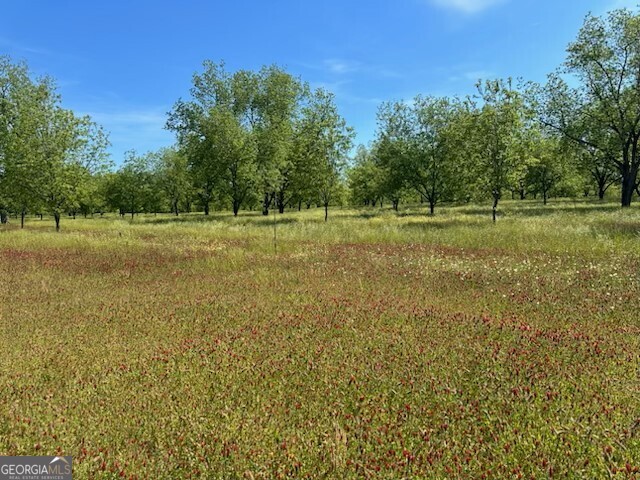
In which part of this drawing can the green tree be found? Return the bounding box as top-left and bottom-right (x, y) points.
(376, 96), (462, 215)
(155, 148), (192, 215)
(298, 89), (353, 221)
(0, 56), (50, 225)
(0, 56), (108, 230)
(167, 61), (230, 215)
(348, 145), (385, 207)
(169, 61), (359, 218)
(168, 62), (266, 216)
(375, 101), (414, 209)
(112, 151), (156, 219)
(525, 134), (566, 205)
(67, 121), (110, 219)
(253, 66), (304, 215)
(536, 9), (640, 207)
(78, 172), (108, 217)
(467, 79), (526, 222)
(32, 109), (107, 231)
(568, 112), (621, 200)
(372, 142), (408, 210)
(203, 107), (257, 216)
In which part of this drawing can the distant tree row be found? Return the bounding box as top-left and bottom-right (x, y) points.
(0, 57), (108, 230)
(0, 59), (355, 229)
(1, 8), (638, 230)
(166, 61), (354, 220)
(101, 62), (356, 222)
(350, 8), (640, 218)
(349, 81), (579, 221)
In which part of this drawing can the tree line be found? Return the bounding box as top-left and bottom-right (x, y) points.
(1, 8), (639, 230)
(351, 9), (640, 219)
(0, 57), (108, 230)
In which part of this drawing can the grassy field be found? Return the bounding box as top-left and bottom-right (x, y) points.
(1, 201), (640, 479)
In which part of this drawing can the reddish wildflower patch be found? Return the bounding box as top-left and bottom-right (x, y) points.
(1, 216), (639, 478)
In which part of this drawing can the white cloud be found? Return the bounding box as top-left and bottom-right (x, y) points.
(300, 59), (403, 79)
(0, 36), (84, 62)
(309, 79), (351, 93)
(430, 0), (507, 14)
(0, 36), (50, 55)
(323, 59), (361, 75)
(308, 79), (381, 105)
(312, 58), (403, 78)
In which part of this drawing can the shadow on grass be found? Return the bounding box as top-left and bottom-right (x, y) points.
(342, 201), (626, 219)
(136, 200), (634, 229)
(504, 204), (622, 217)
(143, 212), (306, 227)
(398, 218), (484, 230)
(595, 221), (640, 237)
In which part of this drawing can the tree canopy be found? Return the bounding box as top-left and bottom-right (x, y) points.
(2, 7), (639, 228)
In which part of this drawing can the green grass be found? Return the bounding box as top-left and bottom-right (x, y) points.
(1, 201), (639, 478)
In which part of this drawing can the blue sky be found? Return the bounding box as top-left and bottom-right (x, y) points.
(1, 0), (636, 164)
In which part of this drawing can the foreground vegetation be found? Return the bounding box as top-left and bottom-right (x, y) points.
(1, 202), (639, 478)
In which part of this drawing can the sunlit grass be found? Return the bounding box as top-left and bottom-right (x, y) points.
(1, 200), (639, 478)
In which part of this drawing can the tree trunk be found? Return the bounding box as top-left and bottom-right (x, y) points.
(204, 202), (210, 215)
(298, 199), (302, 211)
(232, 200), (240, 217)
(174, 200), (179, 216)
(276, 190), (286, 214)
(54, 212), (61, 232)
(429, 200), (435, 216)
(392, 199), (399, 211)
(543, 190), (548, 205)
(39, 213), (43, 220)
(621, 170), (637, 207)
(21, 208), (25, 229)
(492, 195), (499, 223)
(0, 210), (8, 224)
(262, 192), (272, 216)
(324, 203), (329, 222)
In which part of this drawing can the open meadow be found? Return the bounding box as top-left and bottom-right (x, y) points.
(1, 201), (640, 479)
